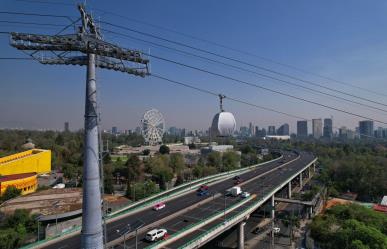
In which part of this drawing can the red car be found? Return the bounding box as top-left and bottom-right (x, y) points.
(197, 185), (209, 192)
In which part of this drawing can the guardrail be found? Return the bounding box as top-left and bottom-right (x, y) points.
(174, 157), (318, 249)
(19, 153), (284, 249)
(144, 194), (256, 249)
(109, 153), (283, 218)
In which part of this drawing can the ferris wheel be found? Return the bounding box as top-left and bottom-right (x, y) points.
(141, 109), (165, 145)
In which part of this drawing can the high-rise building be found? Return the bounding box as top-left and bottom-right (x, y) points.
(268, 126), (276, 135)
(323, 118), (333, 138)
(64, 122), (69, 132)
(249, 122), (254, 136)
(376, 127), (384, 138)
(112, 126), (118, 135)
(359, 120), (374, 138)
(277, 123), (289, 135)
(339, 126), (347, 139)
(255, 126), (260, 137)
(312, 119), (322, 139)
(297, 120), (308, 138)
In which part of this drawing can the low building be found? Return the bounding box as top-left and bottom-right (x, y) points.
(0, 149), (51, 176)
(264, 135), (291, 140)
(0, 173), (37, 196)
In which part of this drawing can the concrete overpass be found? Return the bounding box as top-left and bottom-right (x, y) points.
(22, 150), (316, 249)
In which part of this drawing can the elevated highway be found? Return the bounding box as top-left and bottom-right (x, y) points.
(29, 150), (315, 249)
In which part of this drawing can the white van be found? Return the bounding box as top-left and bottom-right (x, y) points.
(145, 228), (167, 242)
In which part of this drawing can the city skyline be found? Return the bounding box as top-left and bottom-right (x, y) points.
(2, 1), (387, 132)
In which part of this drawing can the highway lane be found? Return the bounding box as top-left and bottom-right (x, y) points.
(42, 151), (296, 249)
(164, 152), (315, 249)
(112, 152), (310, 249)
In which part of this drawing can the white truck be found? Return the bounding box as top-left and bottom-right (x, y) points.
(229, 186), (241, 197)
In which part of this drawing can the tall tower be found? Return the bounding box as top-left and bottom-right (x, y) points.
(9, 4), (149, 248)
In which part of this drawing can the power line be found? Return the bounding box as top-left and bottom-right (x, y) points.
(96, 11), (387, 99)
(144, 53), (387, 125)
(10, 1), (387, 98)
(0, 20), (67, 27)
(0, 11), (74, 22)
(101, 21), (387, 108)
(101, 28), (387, 114)
(151, 74), (308, 121)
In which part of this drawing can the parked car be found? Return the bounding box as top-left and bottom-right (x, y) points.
(233, 176), (240, 180)
(241, 192), (250, 198)
(145, 228), (167, 241)
(273, 227), (280, 233)
(153, 202), (166, 211)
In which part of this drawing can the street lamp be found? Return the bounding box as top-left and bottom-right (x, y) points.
(52, 201), (60, 236)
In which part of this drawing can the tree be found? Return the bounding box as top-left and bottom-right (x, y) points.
(222, 151), (240, 172)
(142, 149), (150, 156)
(206, 151), (222, 170)
(1, 186), (21, 202)
(169, 153), (185, 174)
(159, 145), (170, 155)
(125, 155), (142, 183)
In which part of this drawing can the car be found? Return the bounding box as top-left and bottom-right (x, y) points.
(233, 176), (240, 180)
(234, 179), (242, 185)
(145, 228), (168, 242)
(241, 192), (250, 198)
(273, 227), (280, 233)
(197, 185), (209, 192)
(197, 189), (209, 196)
(153, 202), (166, 211)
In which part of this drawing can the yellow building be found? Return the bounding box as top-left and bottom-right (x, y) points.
(0, 149), (51, 176)
(0, 173), (37, 196)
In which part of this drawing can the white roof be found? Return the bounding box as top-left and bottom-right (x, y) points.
(381, 196), (387, 206)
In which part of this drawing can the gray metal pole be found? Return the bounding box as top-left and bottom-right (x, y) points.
(135, 229), (138, 249)
(81, 53), (104, 249)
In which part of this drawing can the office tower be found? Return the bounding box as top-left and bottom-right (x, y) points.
(359, 120), (374, 138)
(277, 123), (289, 135)
(112, 126), (118, 135)
(255, 126), (260, 137)
(323, 118), (333, 138)
(297, 120), (308, 138)
(312, 119), (322, 139)
(268, 126), (276, 135)
(64, 122), (69, 132)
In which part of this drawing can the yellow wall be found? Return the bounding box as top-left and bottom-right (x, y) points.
(0, 174), (37, 196)
(0, 149), (51, 176)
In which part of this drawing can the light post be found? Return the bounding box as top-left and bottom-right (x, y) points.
(53, 201), (60, 236)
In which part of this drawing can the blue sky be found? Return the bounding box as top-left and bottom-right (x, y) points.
(1, 0), (387, 133)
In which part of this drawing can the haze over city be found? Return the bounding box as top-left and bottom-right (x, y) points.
(2, 0), (387, 131)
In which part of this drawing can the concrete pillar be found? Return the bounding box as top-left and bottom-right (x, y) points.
(271, 195), (275, 219)
(309, 206), (313, 218)
(288, 181), (292, 199)
(238, 221), (246, 249)
(313, 163), (316, 172)
(299, 172), (303, 187)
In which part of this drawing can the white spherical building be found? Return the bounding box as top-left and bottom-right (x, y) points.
(211, 111), (236, 137)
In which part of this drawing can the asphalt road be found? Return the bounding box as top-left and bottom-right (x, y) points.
(158, 152), (315, 249)
(42, 151), (301, 249)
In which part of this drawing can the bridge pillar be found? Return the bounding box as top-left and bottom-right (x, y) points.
(313, 163), (316, 172)
(271, 195), (275, 219)
(309, 206), (313, 218)
(288, 181), (292, 198)
(299, 172), (303, 187)
(238, 221), (246, 249)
